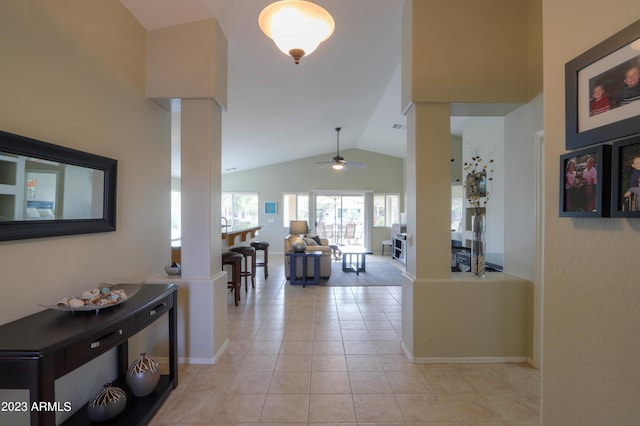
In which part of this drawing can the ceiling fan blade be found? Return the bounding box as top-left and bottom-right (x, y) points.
(315, 128), (365, 171)
(346, 161), (365, 168)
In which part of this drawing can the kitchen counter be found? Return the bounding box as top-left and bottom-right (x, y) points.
(222, 225), (262, 246)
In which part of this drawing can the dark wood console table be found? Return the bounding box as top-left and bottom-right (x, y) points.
(0, 283), (178, 426)
(286, 252), (322, 287)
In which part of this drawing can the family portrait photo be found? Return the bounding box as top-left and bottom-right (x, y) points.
(612, 136), (640, 216)
(566, 20), (640, 150)
(559, 145), (610, 217)
(563, 153), (598, 212)
(588, 55), (640, 116)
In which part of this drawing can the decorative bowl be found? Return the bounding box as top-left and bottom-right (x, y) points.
(164, 265), (181, 275)
(39, 283), (142, 312)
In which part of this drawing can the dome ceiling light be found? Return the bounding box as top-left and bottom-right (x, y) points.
(258, 0), (335, 64)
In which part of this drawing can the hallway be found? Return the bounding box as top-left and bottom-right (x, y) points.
(151, 254), (540, 424)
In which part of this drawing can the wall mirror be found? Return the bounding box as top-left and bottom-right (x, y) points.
(0, 130), (117, 241)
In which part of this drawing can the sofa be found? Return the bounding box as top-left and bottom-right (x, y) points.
(284, 234), (332, 279)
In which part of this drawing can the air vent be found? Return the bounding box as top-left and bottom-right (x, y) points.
(392, 123), (406, 130)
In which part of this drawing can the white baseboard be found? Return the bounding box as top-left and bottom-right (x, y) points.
(215, 338), (230, 362)
(401, 341), (414, 362)
(413, 356), (529, 364)
(152, 339), (230, 366)
(177, 357), (215, 364)
(401, 341), (529, 364)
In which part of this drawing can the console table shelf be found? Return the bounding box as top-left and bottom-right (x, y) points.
(0, 283), (178, 426)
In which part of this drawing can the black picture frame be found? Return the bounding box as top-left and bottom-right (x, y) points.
(559, 145), (610, 217)
(611, 135), (640, 217)
(0, 130), (117, 241)
(565, 19), (640, 150)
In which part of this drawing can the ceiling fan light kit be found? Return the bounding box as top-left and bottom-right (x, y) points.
(258, 0), (335, 64)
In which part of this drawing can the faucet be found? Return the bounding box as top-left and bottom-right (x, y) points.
(221, 217), (229, 230)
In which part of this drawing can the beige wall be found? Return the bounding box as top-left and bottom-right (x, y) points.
(0, 1), (170, 321)
(0, 1), (170, 422)
(527, 0), (543, 98)
(411, 0), (532, 103)
(221, 148), (405, 253)
(401, 0), (539, 363)
(542, 2), (640, 424)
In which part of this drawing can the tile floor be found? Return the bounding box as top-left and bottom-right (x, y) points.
(151, 254), (540, 425)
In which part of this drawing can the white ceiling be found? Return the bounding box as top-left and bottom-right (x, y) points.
(120, 0), (408, 173)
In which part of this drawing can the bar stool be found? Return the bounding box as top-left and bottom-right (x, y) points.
(222, 252), (243, 306)
(250, 241), (270, 279)
(230, 246), (256, 291)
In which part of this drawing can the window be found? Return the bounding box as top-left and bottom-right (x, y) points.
(222, 192), (259, 228)
(283, 193), (308, 226)
(451, 184), (463, 232)
(373, 194), (400, 227)
(171, 190), (181, 247)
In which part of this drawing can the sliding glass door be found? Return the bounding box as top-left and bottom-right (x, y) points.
(314, 194), (366, 246)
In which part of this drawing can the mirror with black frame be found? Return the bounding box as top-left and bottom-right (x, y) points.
(0, 130), (117, 241)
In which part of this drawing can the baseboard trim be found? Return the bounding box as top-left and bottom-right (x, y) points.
(160, 339), (230, 365)
(400, 342), (529, 364)
(154, 356), (216, 365)
(413, 356), (530, 364)
(401, 340), (414, 362)
(177, 357), (215, 364)
(215, 338), (230, 362)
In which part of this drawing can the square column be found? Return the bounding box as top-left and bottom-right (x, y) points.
(180, 99), (222, 278)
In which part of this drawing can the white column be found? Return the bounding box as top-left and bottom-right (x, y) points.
(180, 99), (222, 279)
(145, 18), (229, 364)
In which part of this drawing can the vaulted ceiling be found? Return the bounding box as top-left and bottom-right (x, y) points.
(121, 0), (407, 173)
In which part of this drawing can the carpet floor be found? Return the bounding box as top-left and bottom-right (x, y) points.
(322, 255), (404, 286)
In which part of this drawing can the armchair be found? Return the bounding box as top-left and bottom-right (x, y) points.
(284, 234), (332, 279)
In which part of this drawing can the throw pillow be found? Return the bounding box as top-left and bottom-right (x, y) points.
(308, 234), (322, 245)
(303, 237), (318, 246)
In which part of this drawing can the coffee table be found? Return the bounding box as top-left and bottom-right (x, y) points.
(340, 246), (373, 275)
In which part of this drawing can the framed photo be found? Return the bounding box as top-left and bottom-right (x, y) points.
(264, 202), (277, 214)
(559, 145), (610, 217)
(565, 19), (640, 150)
(611, 135), (640, 217)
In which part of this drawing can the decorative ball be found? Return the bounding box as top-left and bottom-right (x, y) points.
(126, 352), (161, 397)
(87, 384), (127, 422)
(291, 237), (307, 253)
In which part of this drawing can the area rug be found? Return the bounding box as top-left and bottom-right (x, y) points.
(322, 257), (404, 286)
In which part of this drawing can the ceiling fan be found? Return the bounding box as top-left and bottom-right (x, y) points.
(316, 127), (365, 171)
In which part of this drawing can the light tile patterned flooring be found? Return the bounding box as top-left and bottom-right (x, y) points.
(151, 254), (540, 425)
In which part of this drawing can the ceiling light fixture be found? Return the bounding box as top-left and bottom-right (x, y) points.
(258, 0), (335, 64)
